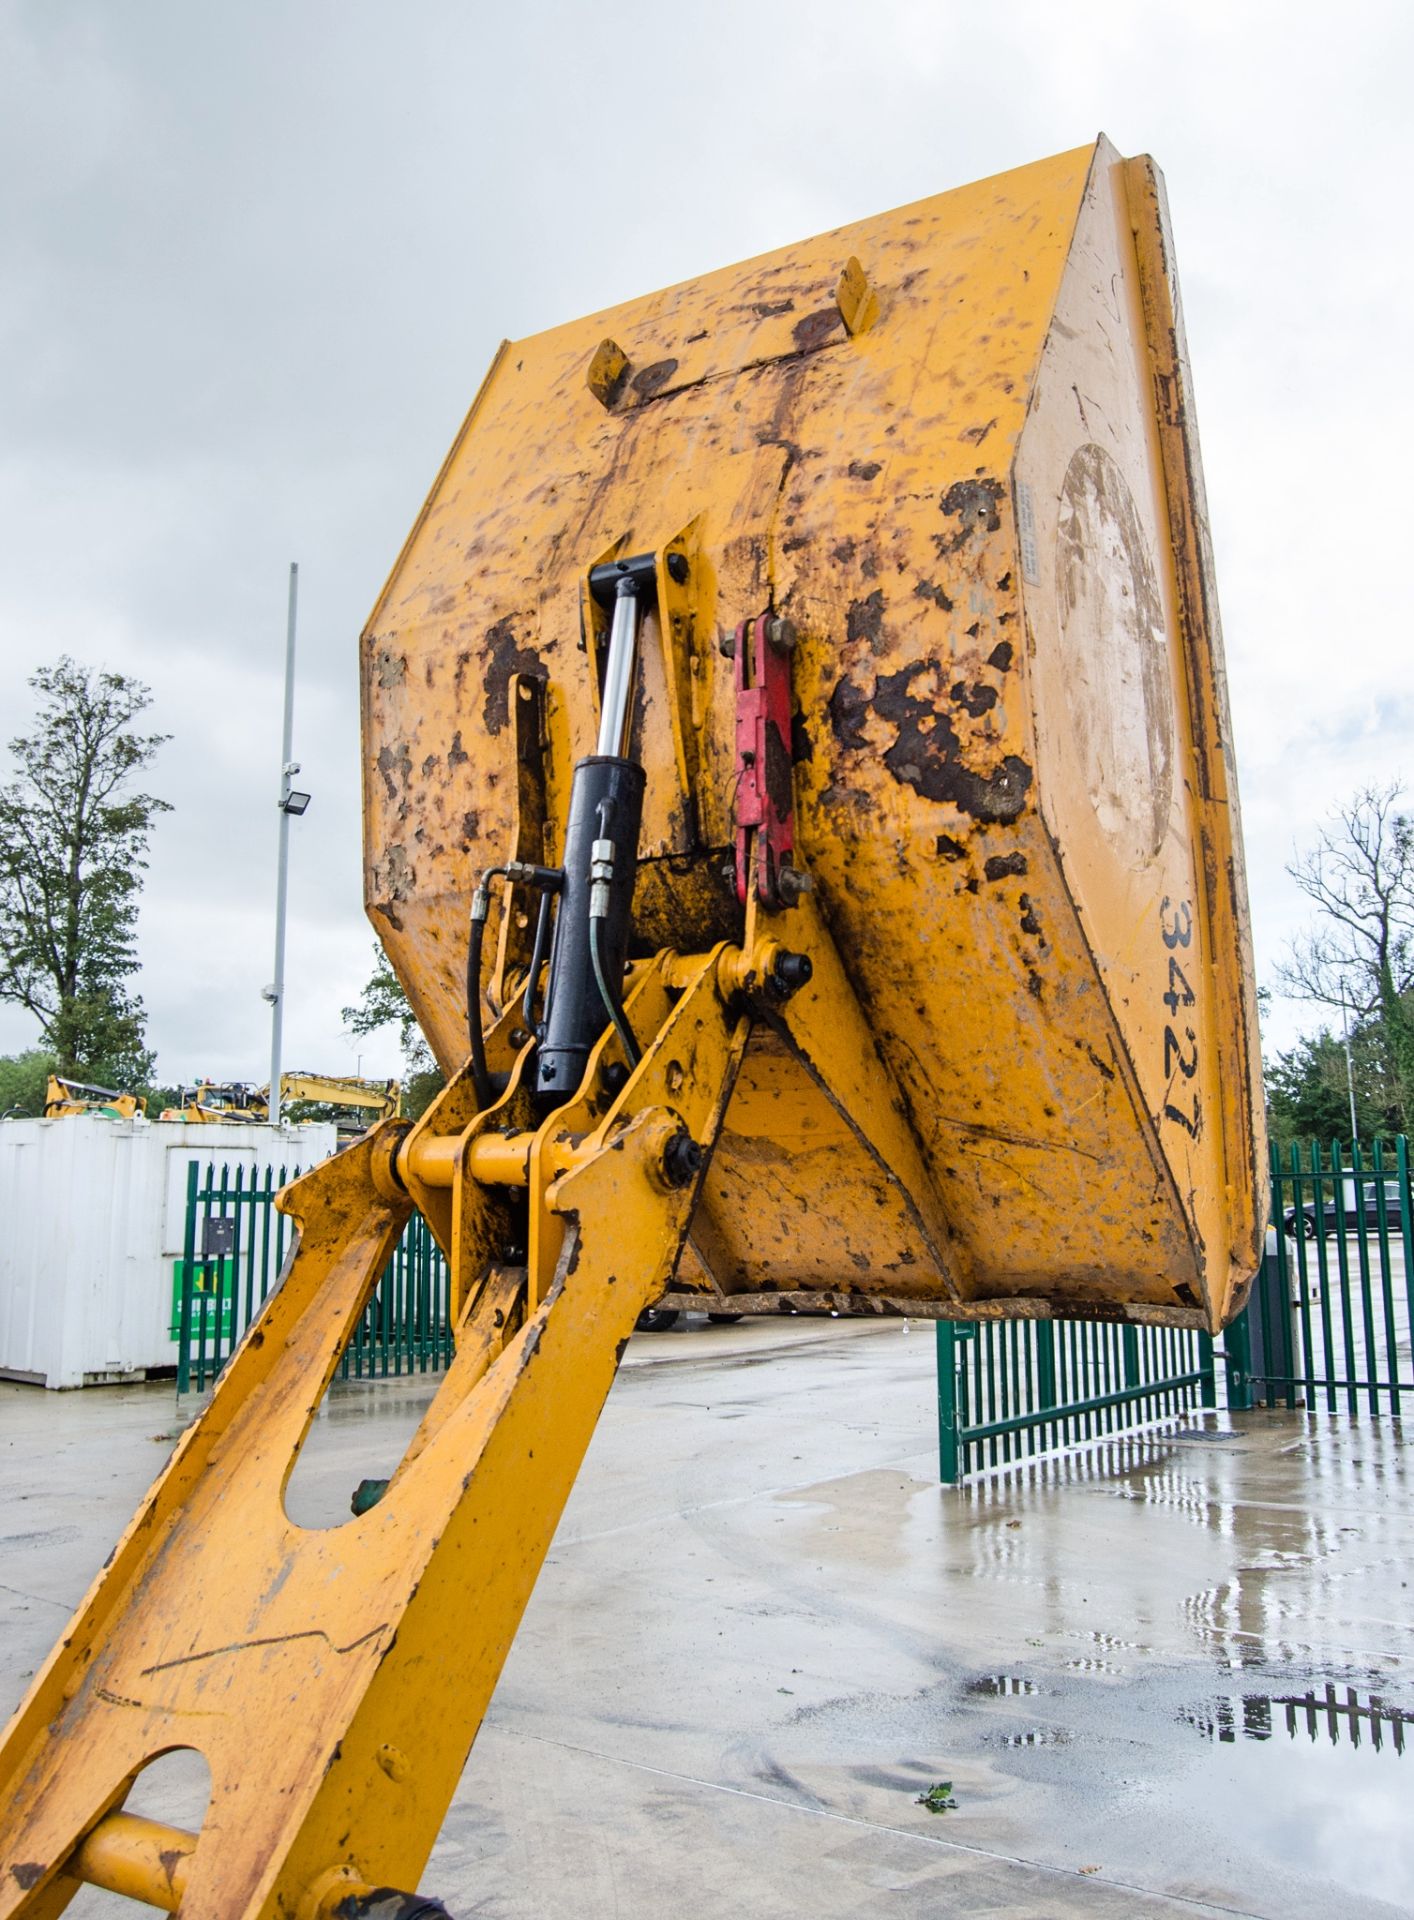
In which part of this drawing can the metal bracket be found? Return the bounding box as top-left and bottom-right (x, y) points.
(734, 613), (796, 908)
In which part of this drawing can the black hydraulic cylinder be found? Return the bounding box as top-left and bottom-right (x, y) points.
(535, 755), (645, 1104)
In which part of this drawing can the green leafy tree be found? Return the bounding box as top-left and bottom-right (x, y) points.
(1264, 1024), (1399, 1154)
(1274, 781), (1414, 1132)
(342, 945), (446, 1121)
(0, 660), (170, 1087)
(0, 1048), (58, 1118)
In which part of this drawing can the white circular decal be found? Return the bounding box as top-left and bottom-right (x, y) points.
(1055, 444), (1174, 865)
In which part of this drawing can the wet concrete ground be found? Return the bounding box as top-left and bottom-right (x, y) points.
(2, 1317), (1412, 1917)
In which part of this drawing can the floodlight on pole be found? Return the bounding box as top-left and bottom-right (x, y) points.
(267, 563), (307, 1127)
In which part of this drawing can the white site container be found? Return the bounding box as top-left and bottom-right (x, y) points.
(0, 1115), (338, 1388)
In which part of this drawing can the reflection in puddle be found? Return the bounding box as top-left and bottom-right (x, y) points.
(967, 1674), (1040, 1698)
(1176, 1683), (1414, 1905)
(1186, 1684), (1410, 1756)
(997, 1726), (1070, 1748)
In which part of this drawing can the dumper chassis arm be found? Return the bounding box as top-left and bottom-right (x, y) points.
(0, 928), (896, 1920)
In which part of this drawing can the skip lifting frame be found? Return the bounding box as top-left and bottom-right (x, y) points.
(0, 542), (947, 1920)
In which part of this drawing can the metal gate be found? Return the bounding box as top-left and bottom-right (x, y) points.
(1227, 1136), (1413, 1415)
(936, 1135), (1414, 1479)
(176, 1159), (452, 1392)
(936, 1316), (1215, 1482)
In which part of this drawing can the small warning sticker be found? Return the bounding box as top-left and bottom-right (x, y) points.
(1015, 479), (1040, 586)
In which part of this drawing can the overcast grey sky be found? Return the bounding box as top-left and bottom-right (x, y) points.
(1, 0), (1409, 1083)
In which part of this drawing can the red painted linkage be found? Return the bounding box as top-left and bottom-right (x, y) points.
(734, 614), (795, 907)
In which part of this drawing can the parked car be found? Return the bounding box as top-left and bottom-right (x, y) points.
(1283, 1189), (1407, 1240)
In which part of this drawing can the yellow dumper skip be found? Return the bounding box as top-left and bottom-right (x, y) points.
(364, 135), (1264, 1329)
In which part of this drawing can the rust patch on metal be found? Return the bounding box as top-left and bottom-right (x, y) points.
(845, 659), (1034, 823)
(373, 646), (407, 688)
(984, 853), (1028, 881)
(792, 308), (842, 352)
(933, 477), (1005, 556)
(845, 589), (885, 650)
(631, 358), (679, 401)
(951, 680), (998, 717)
(915, 580), (954, 610)
(935, 835), (967, 861)
(481, 620), (544, 737)
(379, 845), (415, 903)
(848, 460), (882, 480)
(987, 640), (1015, 671)
(828, 675), (871, 751)
(448, 731), (469, 768)
(376, 742), (412, 804)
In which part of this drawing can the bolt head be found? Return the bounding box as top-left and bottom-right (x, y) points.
(766, 616), (797, 654)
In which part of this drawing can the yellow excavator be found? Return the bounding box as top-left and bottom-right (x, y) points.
(42, 1075), (146, 1121)
(160, 1075), (401, 1137)
(0, 138), (1264, 1918)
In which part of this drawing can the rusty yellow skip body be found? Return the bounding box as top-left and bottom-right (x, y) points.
(365, 133), (1262, 1325)
(0, 139), (1262, 1919)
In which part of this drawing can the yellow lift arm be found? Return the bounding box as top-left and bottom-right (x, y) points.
(160, 1077), (401, 1128)
(42, 1076), (146, 1121)
(0, 137), (1265, 1917)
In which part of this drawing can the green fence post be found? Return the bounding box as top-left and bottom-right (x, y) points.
(1198, 1329), (1217, 1408)
(1122, 1323), (1139, 1393)
(936, 1321), (960, 1484)
(1225, 1304), (1255, 1411)
(176, 1160), (198, 1396)
(1035, 1319), (1057, 1451)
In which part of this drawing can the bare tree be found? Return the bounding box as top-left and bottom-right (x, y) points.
(1274, 781), (1414, 1126)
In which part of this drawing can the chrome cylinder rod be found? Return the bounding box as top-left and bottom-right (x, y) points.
(595, 579), (642, 757)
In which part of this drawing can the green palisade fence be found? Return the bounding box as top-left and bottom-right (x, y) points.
(176, 1160), (453, 1394)
(1227, 1136), (1413, 1416)
(936, 1314), (1215, 1483)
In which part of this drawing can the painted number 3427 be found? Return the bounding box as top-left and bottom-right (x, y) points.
(1159, 898), (1201, 1140)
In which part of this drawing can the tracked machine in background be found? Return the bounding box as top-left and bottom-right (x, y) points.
(0, 138), (1264, 1918)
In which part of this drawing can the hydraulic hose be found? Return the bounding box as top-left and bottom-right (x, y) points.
(466, 894), (494, 1112)
(590, 912), (640, 1069)
(522, 889), (555, 1032)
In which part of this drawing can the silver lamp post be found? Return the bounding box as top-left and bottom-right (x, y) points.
(264, 563), (312, 1127)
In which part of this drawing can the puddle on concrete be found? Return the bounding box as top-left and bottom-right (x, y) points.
(996, 1726), (1070, 1749)
(1178, 1684), (1413, 1906)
